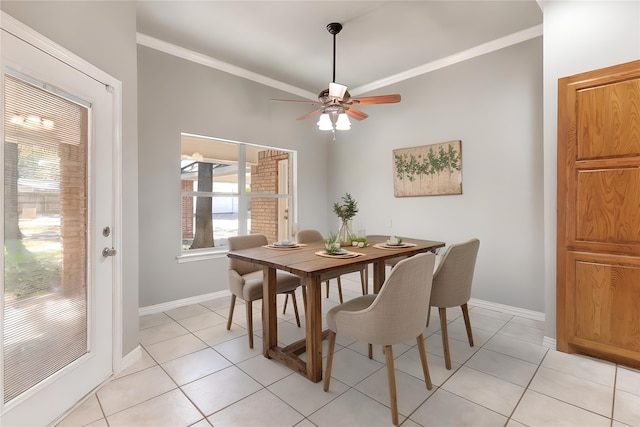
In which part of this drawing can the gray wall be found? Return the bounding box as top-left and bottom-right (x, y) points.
(4, 0), (638, 352)
(1, 1), (140, 356)
(137, 46), (329, 307)
(542, 1), (640, 340)
(137, 36), (546, 313)
(329, 38), (545, 312)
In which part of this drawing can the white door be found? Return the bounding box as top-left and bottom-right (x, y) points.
(1, 26), (115, 426)
(277, 159), (289, 241)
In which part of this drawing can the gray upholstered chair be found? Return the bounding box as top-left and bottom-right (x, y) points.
(323, 253), (435, 426)
(428, 238), (480, 369)
(227, 234), (302, 349)
(295, 229), (368, 303)
(385, 255), (407, 270)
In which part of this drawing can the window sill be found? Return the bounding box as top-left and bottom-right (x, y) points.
(176, 249), (228, 263)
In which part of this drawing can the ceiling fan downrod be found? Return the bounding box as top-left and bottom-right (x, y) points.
(326, 22), (342, 83)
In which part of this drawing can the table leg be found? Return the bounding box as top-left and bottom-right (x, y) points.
(372, 261), (386, 293)
(304, 275), (323, 382)
(262, 266), (278, 357)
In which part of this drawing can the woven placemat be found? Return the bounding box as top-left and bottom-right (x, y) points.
(263, 243), (307, 250)
(314, 250), (364, 259)
(373, 242), (417, 250)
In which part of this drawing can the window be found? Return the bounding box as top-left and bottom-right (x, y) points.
(180, 134), (295, 258)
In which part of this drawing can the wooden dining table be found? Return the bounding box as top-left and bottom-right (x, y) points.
(226, 234), (445, 383)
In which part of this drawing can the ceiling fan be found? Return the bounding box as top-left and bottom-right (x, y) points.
(271, 22), (401, 131)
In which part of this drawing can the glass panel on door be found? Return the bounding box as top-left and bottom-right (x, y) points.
(3, 73), (88, 403)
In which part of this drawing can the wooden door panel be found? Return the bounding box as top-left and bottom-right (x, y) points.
(572, 258), (640, 353)
(577, 80), (640, 160)
(576, 168), (640, 243)
(558, 59), (640, 369)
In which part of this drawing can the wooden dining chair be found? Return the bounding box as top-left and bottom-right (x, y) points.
(427, 238), (480, 369)
(294, 229), (368, 303)
(324, 253), (435, 426)
(226, 234), (303, 349)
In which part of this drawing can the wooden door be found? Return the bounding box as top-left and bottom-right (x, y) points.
(557, 59), (640, 369)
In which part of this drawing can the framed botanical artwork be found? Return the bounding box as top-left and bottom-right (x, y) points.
(392, 140), (462, 197)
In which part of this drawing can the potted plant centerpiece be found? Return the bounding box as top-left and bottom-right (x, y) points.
(333, 193), (358, 246)
(324, 232), (341, 255)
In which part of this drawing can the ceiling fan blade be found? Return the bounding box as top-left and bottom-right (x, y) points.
(351, 94), (401, 105)
(345, 108), (368, 121)
(297, 109), (322, 121)
(270, 98), (322, 106)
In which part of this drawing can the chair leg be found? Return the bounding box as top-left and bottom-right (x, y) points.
(426, 305), (431, 327)
(282, 294), (289, 314)
(384, 345), (399, 426)
(226, 294), (236, 330)
(360, 269), (367, 295)
(291, 291), (301, 327)
(246, 301), (254, 349)
(336, 277), (344, 303)
(416, 333), (432, 390)
(461, 303), (474, 347)
(325, 280), (330, 298)
(438, 307), (451, 370)
(368, 343), (373, 359)
(323, 330), (337, 392)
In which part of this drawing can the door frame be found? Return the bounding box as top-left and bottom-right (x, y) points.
(0, 7), (124, 395)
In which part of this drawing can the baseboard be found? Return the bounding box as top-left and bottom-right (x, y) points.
(139, 293), (545, 326)
(542, 336), (557, 349)
(139, 290), (230, 316)
(118, 345), (142, 374)
(468, 297), (545, 322)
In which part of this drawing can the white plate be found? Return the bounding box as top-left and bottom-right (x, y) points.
(327, 249), (347, 255)
(384, 243), (409, 248)
(273, 243), (297, 248)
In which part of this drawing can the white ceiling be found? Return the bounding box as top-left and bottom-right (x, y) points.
(135, 1), (543, 100)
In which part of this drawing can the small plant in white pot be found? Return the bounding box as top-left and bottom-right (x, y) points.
(325, 232), (341, 255)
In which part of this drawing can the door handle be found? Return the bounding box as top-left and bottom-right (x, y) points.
(102, 247), (117, 257)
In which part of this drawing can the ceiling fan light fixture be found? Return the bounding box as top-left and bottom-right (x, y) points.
(317, 113), (333, 131)
(335, 112), (351, 130)
(329, 82), (348, 101)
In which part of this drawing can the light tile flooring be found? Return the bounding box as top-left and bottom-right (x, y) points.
(58, 272), (640, 427)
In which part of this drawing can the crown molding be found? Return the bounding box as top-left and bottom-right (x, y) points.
(136, 33), (318, 101)
(137, 23), (543, 99)
(351, 24), (543, 96)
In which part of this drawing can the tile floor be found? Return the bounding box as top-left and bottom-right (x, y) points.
(57, 272), (640, 427)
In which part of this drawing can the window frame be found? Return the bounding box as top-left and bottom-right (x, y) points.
(177, 133), (296, 262)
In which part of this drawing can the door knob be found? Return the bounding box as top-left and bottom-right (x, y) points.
(102, 247), (117, 257)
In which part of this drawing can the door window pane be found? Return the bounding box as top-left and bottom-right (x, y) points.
(3, 74), (88, 402)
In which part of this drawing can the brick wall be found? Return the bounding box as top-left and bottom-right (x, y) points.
(181, 180), (194, 239)
(60, 133), (87, 295)
(250, 150), (289, 243)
